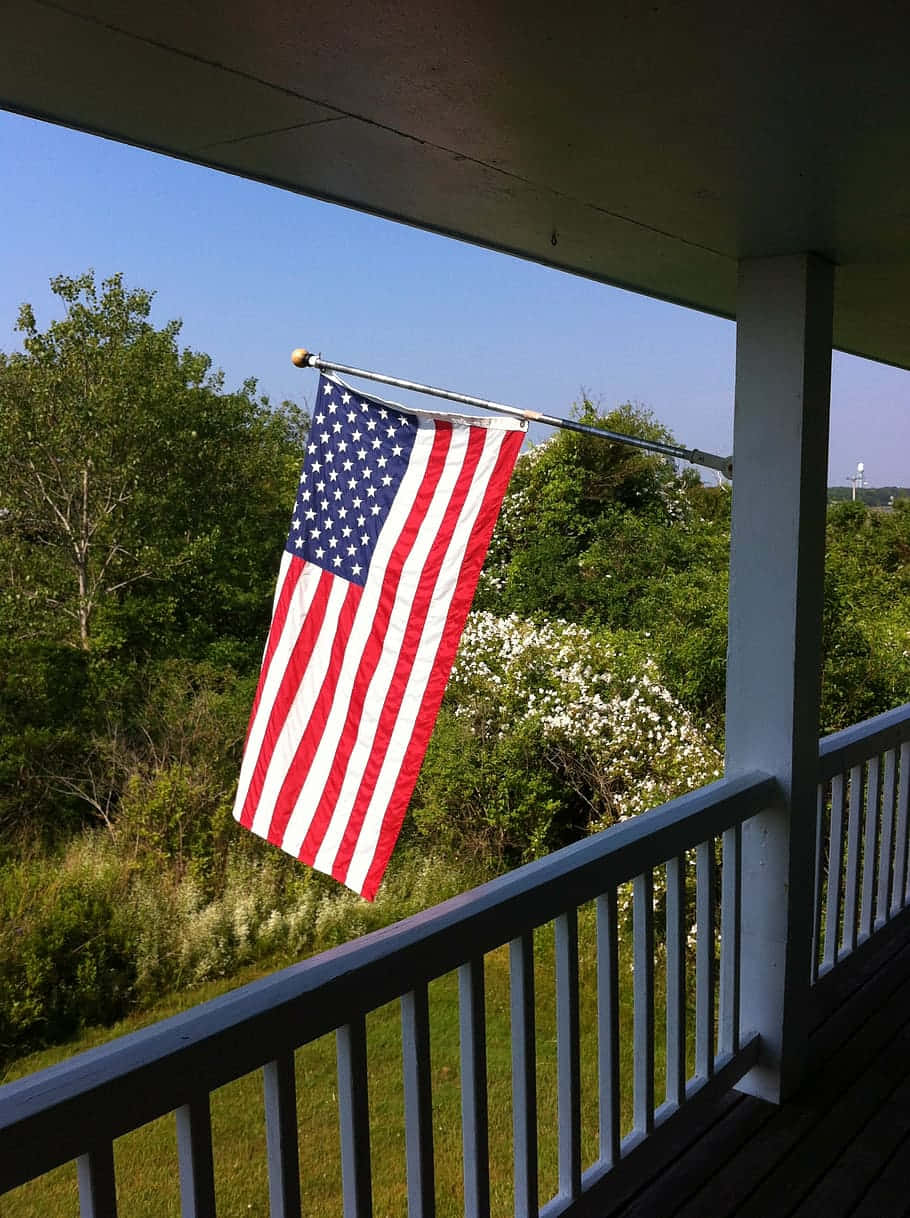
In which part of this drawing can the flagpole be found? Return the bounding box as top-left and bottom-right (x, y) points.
(290, 349), (733, 478)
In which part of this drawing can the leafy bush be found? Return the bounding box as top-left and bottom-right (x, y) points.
(0, 834), (488, 1062)
(0, 844), (135, 1058)
(413, 612), (722, 862)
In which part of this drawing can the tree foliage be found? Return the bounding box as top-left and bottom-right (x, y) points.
(0, 272), (308, 840)
(0, 272), (307, 656)
(476, 401), (732, 719)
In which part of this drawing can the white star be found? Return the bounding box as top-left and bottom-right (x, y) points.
(360, 401), (369, 413)
(315, 546), (325, 559)
(292, 517), (301, 530)
(356, 514), (365, 526)
(320, 432), (330, 444)
(324, 451), (334, 463)
(392, 444), (403, 457)
(366, 418), (377, 431)
(308, 442), (317, 454)
(370, 504), (381, 516)
(338, 440), (348, 452)
(310, 527), (320, 539)
(347, 545), (356, 556)
(382, 475), (393, 487)
(342, 525), (352, 538)
(343, 459), (353, 471)
(378, 408), (388, 419)
(371, 438), (381, 450)
(316, 480), (326, 492)
(322, 383), (332, 396)
(386, 425), (397, 438)
(328, 537), (338, 548)
(334, 489), (343, 500)
(341, 391), (351, 405)
(327, 401), (337, 415)
(352, 430), (362, 442)
(329, 470), (338, 482)
(301, 489), (311, 501)
(332, 555), (342, 568)
(351, 563), (362, 576)
(366, 485), (377, 498)
(311, 461), (321, 474)
(323, 517), (333, 530)
(338, 507), (347, 519)
(353, 498), (363, 509)
(361, 533), (370, 544)
(357, 448), (367, 460)
(347, 411), (356, 423)
(295, 537), (304, 549)
(363, 467), (372, 479)
(377, 456), (387, 468)
(315, 412), (325, 424)
(348, 478), (358, 490)
(305, 508), (316, 521)
(332, 421), (342, 433)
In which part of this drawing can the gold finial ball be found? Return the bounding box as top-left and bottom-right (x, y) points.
(290, 348), (310, 368)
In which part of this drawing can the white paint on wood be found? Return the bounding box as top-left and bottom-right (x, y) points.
(726, 253), (834, 1102)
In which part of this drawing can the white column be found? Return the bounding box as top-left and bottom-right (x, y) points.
(726, 253), (833, 1103)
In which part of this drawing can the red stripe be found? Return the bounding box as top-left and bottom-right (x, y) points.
(238, 564), (333, 828)
(328, 425), (490, 886)
(294, 423), (454, 862)
(265, 578), (363, 846)
(358, 427), (524, 899)
(244, 557), (303, 746)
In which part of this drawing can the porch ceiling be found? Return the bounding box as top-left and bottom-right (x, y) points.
(5, 1), (910, 369)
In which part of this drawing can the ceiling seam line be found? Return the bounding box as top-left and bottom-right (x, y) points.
(31, 0), (730, 261)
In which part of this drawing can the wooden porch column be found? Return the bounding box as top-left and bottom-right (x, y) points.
(726, 253), (833, 1103)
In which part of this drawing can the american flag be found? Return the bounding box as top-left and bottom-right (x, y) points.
(233, 373), (525, 899)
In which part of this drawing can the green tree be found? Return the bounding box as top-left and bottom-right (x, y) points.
(0, 271), (307, 657)
(0, 271), (308, 840)
(478, 401), (731, 720)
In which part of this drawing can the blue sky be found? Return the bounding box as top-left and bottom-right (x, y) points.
(2, 109), (908, 487)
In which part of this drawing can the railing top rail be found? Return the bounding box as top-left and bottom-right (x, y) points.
(818, 702), (910, 780)
(0, 771), (775, 1190)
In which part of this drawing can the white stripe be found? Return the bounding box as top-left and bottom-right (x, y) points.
(279, 419), (441, 855)
(344, 428), (511, 892)
(232, 555), (319, 817)
(327, 372), (529, 435)
(270, 550), (292, 616)
(248, 571), (350, 838)
(308, 424), (476, 870)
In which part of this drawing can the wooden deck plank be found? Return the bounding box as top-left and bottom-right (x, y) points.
(791, 1070), (910, 1218)
(668, 1018), (910, 1218)
(851, 1125), (910, 1217)
(611, 1097), (773, 1218)
(733, 1024), (910, 1218)
(606, 933), (910, 1218)
(595, 1090), (748, 1218)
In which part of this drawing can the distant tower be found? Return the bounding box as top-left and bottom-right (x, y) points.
(849, 461), (866, 501)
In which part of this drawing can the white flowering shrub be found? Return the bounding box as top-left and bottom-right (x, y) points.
(414, 612), (721, 861)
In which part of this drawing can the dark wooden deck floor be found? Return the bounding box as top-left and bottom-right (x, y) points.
(605, 930), (910, 1218)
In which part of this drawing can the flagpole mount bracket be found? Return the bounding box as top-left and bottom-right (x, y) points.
(291, 346), (733, 479)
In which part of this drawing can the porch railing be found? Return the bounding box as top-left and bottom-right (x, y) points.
(0, 772), (775, 1218)
(812, 703), (910, 994)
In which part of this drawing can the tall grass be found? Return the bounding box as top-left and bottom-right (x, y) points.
(0, 833), (490, 1064)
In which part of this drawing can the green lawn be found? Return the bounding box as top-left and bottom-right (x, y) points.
(1, 909), (692, 1218)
